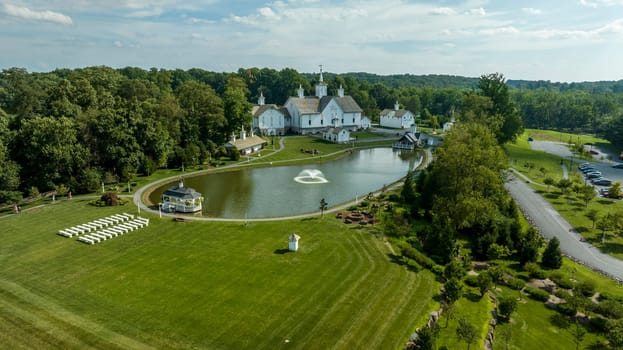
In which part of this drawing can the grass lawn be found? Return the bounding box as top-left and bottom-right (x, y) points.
(492, 288), (605, 350)
(0, 199), (438, 349)
(436, 290), (492, 350)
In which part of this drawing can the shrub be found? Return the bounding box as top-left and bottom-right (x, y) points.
(507, 277), (525, 290)
(599, 291), (623, 302)
(591, 300), (623, 320)
(554, 289), (571, 300)
(525, 287), (550, 302)
(388, 193), (401, 202)
(431, 265), (444, 276)
(550, 272), (574, 289)
(396, 241), (436, 270)
(589, 316), (610, 333)
(557, 303), (577, 316)
(101, 192), (120, 206)
(575, 280), (596, 297)
(524, 262), (546, 279)
(464, 275), (479, 287)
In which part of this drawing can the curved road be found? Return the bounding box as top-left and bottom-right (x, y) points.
(505, 175), (623, 282)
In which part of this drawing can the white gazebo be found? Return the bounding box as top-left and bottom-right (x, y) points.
(288, 233), (301, 252)
(161, 180), (203, 213)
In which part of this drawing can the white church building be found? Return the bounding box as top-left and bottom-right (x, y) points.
(283, 67), (363, 135)
(380, 101), (416, 129)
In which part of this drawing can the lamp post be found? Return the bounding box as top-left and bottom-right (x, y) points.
(159, 202), (162, 219)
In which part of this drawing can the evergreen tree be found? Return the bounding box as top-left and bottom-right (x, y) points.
(541, 237), (563, 269)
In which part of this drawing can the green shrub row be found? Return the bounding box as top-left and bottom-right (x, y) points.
(524, 287), (550, 302)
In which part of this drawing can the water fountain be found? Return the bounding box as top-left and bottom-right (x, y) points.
(294, 169), (328, 184)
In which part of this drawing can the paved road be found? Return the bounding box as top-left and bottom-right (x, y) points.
(505, 175), (623, 282)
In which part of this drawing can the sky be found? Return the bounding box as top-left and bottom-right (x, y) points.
(1, 0), (623, 82)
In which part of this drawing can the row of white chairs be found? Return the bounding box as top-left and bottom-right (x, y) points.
(58, 213), (135, 238)
(78, 217), (149, 245)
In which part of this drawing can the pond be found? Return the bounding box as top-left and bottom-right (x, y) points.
(149, 147), (422, 218)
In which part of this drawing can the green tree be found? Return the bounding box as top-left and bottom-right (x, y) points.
(223, 76), (253, 134)
(570, 321), (586, 350)
(556, 178), (573, 197)
(497, 297), (517, 322)
(477, 73), (523, 144)
(543, 177), (555, 192)
(609, 181), (623, 199)
(319, 198), (328, 218)
(607, 322), (623, 350)
(579, 184), (596, 207)
(444, 277), (463, 305)
(585, 208), (599, 228)
(414, 326), (435, 350)
(443, 260), (465, 281)
(455, 317), (479, 350)
(477, 271), (492, 297)
(542, 237), (563, 269)
(498, 324), (512, 350)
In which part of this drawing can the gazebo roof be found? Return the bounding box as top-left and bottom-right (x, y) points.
(288, 233), (301, 242)
(163, 184), (202, 200)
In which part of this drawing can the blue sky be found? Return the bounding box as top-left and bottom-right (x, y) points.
(1, 0), (623, 82)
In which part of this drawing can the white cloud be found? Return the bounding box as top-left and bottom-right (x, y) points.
(522, 7), (542, 15)
(430, 7), (455, 16)
(580, 0), (623, 7)
(480, 26), (520, 35)
(465, 7), (486, 16)
(3, 4), (72, 25)
(113, 40), (123, 47)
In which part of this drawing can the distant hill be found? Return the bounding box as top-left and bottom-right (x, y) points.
(303, 71), (623, 93)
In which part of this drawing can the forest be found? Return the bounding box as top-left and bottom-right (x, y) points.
(1, 65), (623, 205)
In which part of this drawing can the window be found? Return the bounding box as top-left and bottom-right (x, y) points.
(321, 119), (324, 125)
(352, 117), (355, 123)
(341, 118), (344, 123)
(308, 119), (311, 126)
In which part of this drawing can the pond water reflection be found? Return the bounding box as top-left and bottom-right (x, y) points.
(149, 148), (421, 218)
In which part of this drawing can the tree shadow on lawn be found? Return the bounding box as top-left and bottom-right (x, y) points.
(386, 253), (419, 273)
(465, 291), (483, 302)
(597, 199), (616, 205)
(601, 241), (623, 255)
(575, 226), (591, 234)
(273, 248), (291, 255)
(543, 193), (562, 200)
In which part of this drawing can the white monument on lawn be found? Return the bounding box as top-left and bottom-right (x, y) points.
(288, 233), (301, 252)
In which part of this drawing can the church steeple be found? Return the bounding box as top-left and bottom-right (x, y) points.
(315, 64), (327, 98)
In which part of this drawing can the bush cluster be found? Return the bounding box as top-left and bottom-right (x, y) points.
(524, 287), (550, 302)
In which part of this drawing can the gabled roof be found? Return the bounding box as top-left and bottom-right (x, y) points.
(163, 184), (203, 200)
(334, 96), (363, 113)
(289, 233), (301, 241)
(225, 135), (267, 150)
(287, 97), (320, 114)
(380, 109), (413, 117)
(252, 104), (281, 118)
(399, 132), (419, 144)
(278, 106), (291, 118)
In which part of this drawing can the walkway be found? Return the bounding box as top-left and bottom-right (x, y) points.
(506, 174), (623, 282)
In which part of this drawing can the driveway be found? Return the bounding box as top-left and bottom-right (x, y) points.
(505, 175), (623, 282)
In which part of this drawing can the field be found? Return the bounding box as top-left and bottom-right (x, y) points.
(0, 198), (438, 349)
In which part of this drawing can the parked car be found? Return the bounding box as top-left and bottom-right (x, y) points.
(581, 167), (597, 174)
(594, 178), (613, 186)
(600, 188), (609, 196)
(613, 163), (623, 169)
(586, 172), (602, 179)
(579, 163), (592, 169)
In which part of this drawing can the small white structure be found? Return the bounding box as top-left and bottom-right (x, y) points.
(380, 101), (415, 129)
(322, 127), (350, 144)
(162, 180), (203, 213)
(442, 119), (455, 133)
(360, 116), (371, 130)
(288, 233), (301, 252)
(224, 127), (268, 155)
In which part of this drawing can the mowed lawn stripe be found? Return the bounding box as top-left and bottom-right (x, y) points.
(207, 226), (355, 349)
(290, 229), (384, 349)
(252, 224), (368, 349)
(1, 200), (435, 349)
